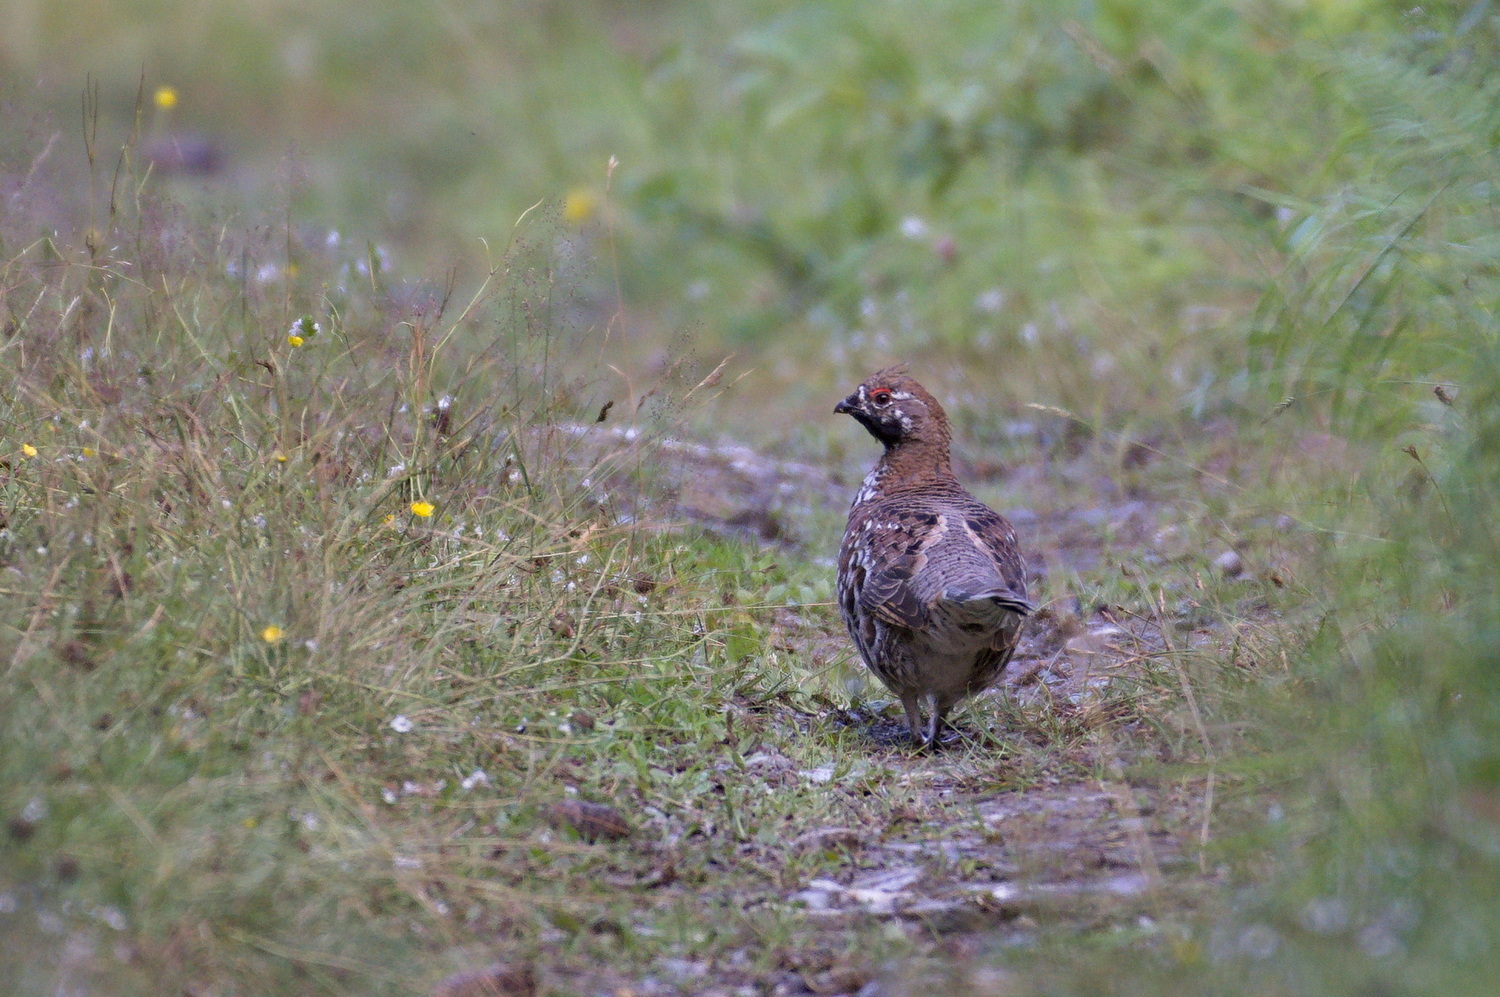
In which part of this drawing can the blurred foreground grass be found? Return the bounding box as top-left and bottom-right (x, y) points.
(0, 0), (1411, 416)
(3, 0), (1500, 994)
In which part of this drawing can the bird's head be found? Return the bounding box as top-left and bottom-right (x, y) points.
(834, 366), (950, 450)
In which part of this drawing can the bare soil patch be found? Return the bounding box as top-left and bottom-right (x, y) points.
(533, 429), (1245, 997)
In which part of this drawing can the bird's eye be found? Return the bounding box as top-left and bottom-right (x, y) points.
(871, 389), (893, 406)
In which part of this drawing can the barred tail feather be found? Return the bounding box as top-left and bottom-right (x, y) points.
(944, 585), (1033, 617)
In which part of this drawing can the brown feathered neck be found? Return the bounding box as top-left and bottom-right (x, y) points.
(838, 367), (957, 489)
(873, 415), (955, 489)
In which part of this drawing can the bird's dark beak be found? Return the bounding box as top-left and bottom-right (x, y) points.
(834, 395), (858, 415)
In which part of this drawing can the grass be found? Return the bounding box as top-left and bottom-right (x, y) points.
(0, 182), (1256, 992)
(4, 1), (1500, 995)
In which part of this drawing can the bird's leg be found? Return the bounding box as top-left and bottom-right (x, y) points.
(923, 692), (941, 747)
(901, 696), (925, 746)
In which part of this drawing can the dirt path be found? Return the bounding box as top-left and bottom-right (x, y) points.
(568, 428), (1235, 997)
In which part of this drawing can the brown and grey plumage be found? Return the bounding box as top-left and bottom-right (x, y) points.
(834, 366), (1031, 747)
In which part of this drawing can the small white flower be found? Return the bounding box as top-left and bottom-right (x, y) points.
(460, 768), (490, 791)
(899, 216), (928, 239)
(381, 788), (398, 804)
(389, 714), (414, 734)
(96, 905), (128, 929)
(975, 289), (1006, 314)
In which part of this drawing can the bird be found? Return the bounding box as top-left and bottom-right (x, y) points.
(834, 366), (1032, 747)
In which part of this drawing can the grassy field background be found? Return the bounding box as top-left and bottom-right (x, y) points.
(3, 1), (1499, 994)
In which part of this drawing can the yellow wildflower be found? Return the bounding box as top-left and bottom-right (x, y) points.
(563, 188), (598, 224)
(383, 513), (396, 526)
(261, 625), (285, 643)
(21, 443), (37, 458)
(410, 501), (435, 518)
(287, 334), (304, 347)
(1170, 936), (1205, 966)
(273, 450), (288, 463)
(154, 86), (178, 110)
(81, 447), (96, 458)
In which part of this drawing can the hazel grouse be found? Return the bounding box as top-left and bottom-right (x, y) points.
(835, 367), (1031, 747)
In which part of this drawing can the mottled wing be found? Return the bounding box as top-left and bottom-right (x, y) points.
(847, 507), (943, 631)
(956, 503), (1028, 597)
